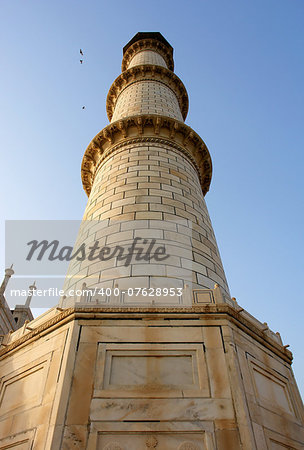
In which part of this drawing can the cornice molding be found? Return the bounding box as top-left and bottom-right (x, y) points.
(0, 308), (74, 358)
(122, 39), (174, 72)
(0, 305), (292, 363)
(81, 114), (212, 197)
(106, 64), (188, 121)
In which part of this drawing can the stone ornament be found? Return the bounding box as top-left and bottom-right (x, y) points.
(146, 435), (158, 448)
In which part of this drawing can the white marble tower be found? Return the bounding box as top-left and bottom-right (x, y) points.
(0, 33), (303, 450)
(61, 32), (229, 309)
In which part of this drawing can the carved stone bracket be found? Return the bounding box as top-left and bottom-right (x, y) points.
(122, 38), (174, 72)
(106, 64), (189, 121)
(81, 114), (212, 197)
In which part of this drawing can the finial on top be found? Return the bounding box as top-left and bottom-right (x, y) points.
(25, 281), (37, 307)
(0, 265), (15, 295)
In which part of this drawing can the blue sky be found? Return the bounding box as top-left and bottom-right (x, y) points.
(1, 1), (303, 397)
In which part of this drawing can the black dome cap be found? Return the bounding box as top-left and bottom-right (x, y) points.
(123, 32), (173, 54)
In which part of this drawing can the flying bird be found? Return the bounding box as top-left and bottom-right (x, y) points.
(82, 106), (86, 110)
(80, 59), (83, 64)
(80, 49), (83, 56)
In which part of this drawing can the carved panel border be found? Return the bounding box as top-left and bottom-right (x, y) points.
(0, 353), (51, 418)
(0, 429), (36, 449)
(93, 343), (209, 399)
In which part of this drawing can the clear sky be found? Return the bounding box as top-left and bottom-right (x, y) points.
(1, 1), (303, 397)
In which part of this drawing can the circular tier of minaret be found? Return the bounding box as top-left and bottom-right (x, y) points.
(60, 33), (230, 307)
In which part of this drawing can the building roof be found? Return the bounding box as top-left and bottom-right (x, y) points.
(123, 32), (173, 55)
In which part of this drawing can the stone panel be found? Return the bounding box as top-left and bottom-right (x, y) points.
(90, 398), (234, 422)
(264, 427), (303, 449)
(0, 355), (49, 418)
(250, 360), (295, 415)
(0, 429), (35, 449)
(93, 343), (209, 398)
(0, 322), (73, 449)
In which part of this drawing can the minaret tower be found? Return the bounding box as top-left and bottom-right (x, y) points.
(0, 33), (303, 450)
(61, 32), (230, 308)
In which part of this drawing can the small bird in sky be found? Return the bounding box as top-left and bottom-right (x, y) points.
(80, 49), (83, 56)
(80, 59), (83, 64)
(82, 106), (86, 110)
